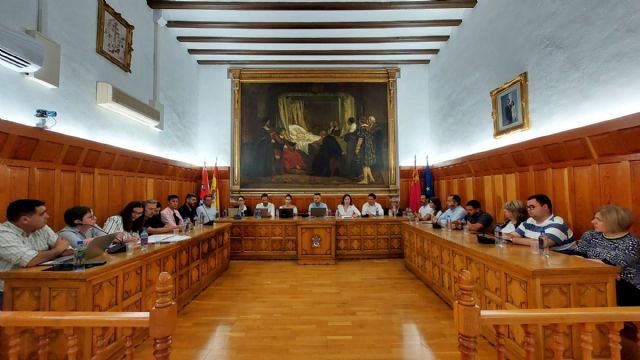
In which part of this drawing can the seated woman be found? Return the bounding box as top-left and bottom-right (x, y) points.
(278, 194), (298, 216)
(388, 199), (402, 216)
(500, 200), (528, 239)
(103, 201), (145, 237)
(58, 206), (113, 248)
(576, 205), (640, 306)
(428, 197), (443, 220)
(235, 196), (252, 217)
(335, 194), (361, 218)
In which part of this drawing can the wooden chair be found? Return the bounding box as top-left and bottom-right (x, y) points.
(454, 269), (640, 360)
(0, 272), (176, 360)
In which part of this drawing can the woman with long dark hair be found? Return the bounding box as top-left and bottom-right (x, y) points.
(103, 201), (145, 235)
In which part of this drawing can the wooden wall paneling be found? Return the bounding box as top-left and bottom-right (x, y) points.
(532, 169), (552, 197)
(629, 161), (640, 235)
(29, 167), (58, 227)
(58, 169), (78, 230)
(504, 173), (517, 203)
(599, 161), (632, 208)
(123, 175), (137, 203)
(482, 176), (493, 217)
(145, 178), (155, 200)
(551, 168), (572, 227)
(573, 165), (600, 236)
(464, 178), (474, 202)
(490, 174), (505, 223)
(109, 174), (125, 217)
(94, 173), (111, 226)
(78, 172), (95, 207)
(516, 171), (531, 202)
(0, 165), (30, 212)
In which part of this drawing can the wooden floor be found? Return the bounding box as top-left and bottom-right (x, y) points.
(135, 259), (494, 359)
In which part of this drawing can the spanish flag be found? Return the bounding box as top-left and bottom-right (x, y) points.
(409, 156), (422, 212)
(211, 159), (220, 210)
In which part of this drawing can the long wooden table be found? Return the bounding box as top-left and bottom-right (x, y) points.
(0, 224), (231, 360)
(402, 223), (619, 359)
(218, 216), (404, 261)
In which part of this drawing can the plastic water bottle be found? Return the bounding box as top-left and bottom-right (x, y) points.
(223, 208), (228, 218)
(182, 218), (188, 233)
(538, 233), (548, 256)
(275, 208), (279, 218)
(140, 227), (149, 251)
(194, 216), (201, 231)
(74, 240), (86, 271)
(256, 209), (262, 219)
(494, 225), (504, 247)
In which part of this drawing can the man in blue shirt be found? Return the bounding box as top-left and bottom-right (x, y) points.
(308, 193), (329, 215)
(435, 194), (466, 226)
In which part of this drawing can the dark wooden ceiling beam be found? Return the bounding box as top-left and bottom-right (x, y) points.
(197, 59), (429, 65)
(189, 49), (438, 56)
(167, 20), (462, 29)
(148, 0), (476, 11)
(177, 35), (450, 43)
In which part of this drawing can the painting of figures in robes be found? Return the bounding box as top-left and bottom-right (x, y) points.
(230, 68), (398, 193)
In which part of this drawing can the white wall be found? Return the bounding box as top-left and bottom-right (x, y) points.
(196, 64), (430, 167)
(0, 0), (199, 164)
(428, 0), (640, 163)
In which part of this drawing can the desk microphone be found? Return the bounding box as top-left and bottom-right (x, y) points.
(75, 221), (108, 235)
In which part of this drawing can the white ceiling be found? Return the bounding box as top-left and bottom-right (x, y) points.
(147, 0), (477, 65)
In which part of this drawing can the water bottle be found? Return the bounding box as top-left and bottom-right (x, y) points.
(73, 240), (86, 271)
(256, 209), (262, 219)
(223, 208), (228, 218)
(538, 233), (548, 256)
(140, 227), (149, 251)
(276, 208), (279, 218)
(194, 216), (201, 231)
(182, 217), (188, 233)
(494, 225), (504, 248)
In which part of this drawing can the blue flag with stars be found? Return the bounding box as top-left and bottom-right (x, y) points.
(425, 157), (433, 198)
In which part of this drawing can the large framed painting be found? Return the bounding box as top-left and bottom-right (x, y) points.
(229, 68), (399, 195)
(96, 0), (134, 72)
(490, 72), (530, 138)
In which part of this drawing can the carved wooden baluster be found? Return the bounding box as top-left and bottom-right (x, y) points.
(454, 270), (480, 360)
(92, 327), (107, 360)
(608, 322), (624, 360)
(550, 323), (567, 360)
(578, 323), (594, 360)
(64, 327), (79, 360)
(6, 327), (20, 360)
(521, 324), (536, 360)
(123, 327), (135, 360)
(493, 324), (507, 360)
(151, 272), (177, 360)
(35, 327), (49, 360)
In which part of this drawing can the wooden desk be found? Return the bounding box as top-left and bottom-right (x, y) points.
(218, 216), (404, 260)
(402, 223), (619, 359)
(0, 224), (231, 360)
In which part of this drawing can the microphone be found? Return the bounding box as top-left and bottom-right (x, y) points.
(75, 220), (108, 235)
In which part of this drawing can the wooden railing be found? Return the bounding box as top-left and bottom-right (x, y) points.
(0, 272), (177, 360)
(454, 270), (640, 360)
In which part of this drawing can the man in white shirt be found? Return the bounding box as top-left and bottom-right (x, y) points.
(418, 194), (434, 220)
(361, 193), (384, 217)
(435, 194), (466, 225)
(0, 199), (72, 306)
(196, 194), (218, 225)
(255, 193), (275, 218)
(308, 193), (329, 215)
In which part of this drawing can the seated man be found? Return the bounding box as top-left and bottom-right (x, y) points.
(196, 194), (218, 225)
(255, 193), (275, 218)
(463, 200), (493, 233)
(308, 192), (329, 215)
(418, 194), (433, 220)
(0, 199), (72, 307)
(361, 193), (384, 217)
(178, 193), (198, 224)
(511, 194), (574, 249)
(143, 199), (178, 234)
(435, 194), (466, 225)
(161, 195), (184, 227)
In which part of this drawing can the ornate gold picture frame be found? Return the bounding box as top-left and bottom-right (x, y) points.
(490, 72), (529, 138)
(96, 0), (134, 72)
(228, 68), (399, 196)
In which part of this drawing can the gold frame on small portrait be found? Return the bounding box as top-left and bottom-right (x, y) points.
(96, 0), (134, 73)
(490, 72), (530, 138)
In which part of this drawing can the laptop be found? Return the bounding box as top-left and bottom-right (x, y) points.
(228, 207), (240, 217)
(279, 208), (293, 218)
(39, 233), (118, 265)
(258, 208), (270, 218)
(309, 207), (327, 217)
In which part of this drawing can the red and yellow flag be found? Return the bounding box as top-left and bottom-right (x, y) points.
(409, 156), (422, 212)
(211, 159), (220, 210)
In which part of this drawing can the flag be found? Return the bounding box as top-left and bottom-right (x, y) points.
(409, 156), (422, 212)
(425, 155), (434, 198)
(199, 162), (210, 200)
(211, 159), (220, 210)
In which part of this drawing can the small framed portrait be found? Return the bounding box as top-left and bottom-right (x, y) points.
(96, 0), (134, 72)
(490, 72), (529, 138)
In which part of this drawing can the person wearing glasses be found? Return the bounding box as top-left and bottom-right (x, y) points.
(511, 194), (574, 249)
(103, 201), (145, 235)
(58, 206), (115, 248)
(196, 194), (218, 225)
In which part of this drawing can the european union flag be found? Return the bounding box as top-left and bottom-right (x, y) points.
(425, 157), (433, 198)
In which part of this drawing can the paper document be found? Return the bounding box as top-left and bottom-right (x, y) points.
(148, 234), (191, 244)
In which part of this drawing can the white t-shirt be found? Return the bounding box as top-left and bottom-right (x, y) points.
(336, 204), (361, 217)
(418, 205), (434, 218)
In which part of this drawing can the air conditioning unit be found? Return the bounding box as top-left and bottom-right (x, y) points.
(96, 82), (161, 127)
(0, 23), (44, 72)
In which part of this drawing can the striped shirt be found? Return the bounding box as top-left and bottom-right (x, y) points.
(515, 214), (574, 246)
(0, 222), (58, 291)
